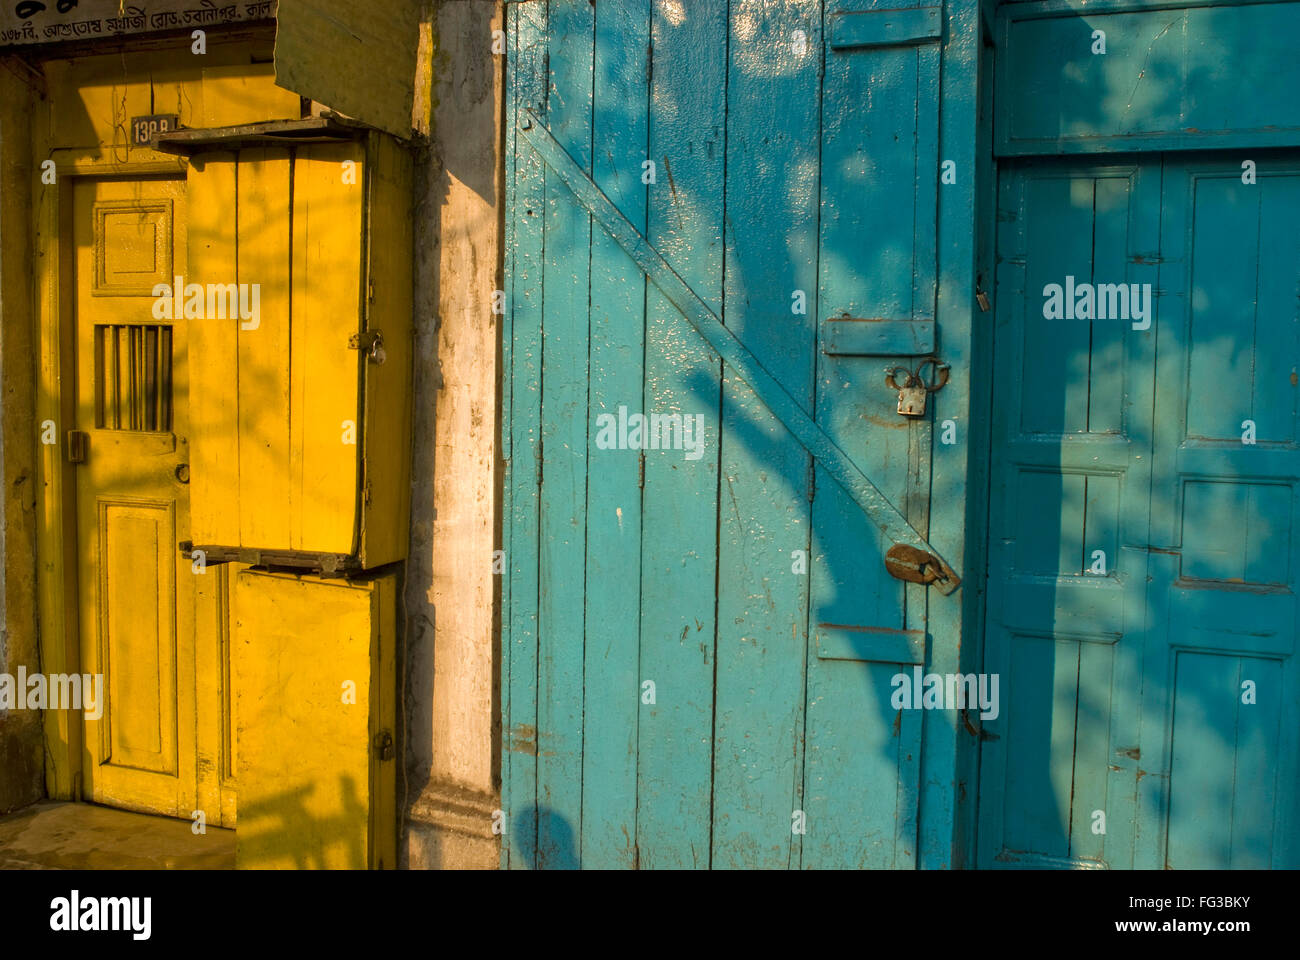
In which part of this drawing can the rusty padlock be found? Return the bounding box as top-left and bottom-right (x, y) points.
(886, 367), (928, 417)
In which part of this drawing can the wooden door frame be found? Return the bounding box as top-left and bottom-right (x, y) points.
(33, 145), (189, 800)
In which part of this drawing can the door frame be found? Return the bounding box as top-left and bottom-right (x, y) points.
(34, 150), (189, 801)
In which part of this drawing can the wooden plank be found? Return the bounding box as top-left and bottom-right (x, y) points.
(821, 317), (934, 356)
(519, 115), (960, 591)
(828, 6), (942, 49)
(579, 0), (650, 870)
(534, 0), (593, 871)
(504, 0), (548, 870)
(814, 626), (924, 665)
(358, 133), (414, 567)
(633, 0), (728, 869)
(236, 148), (292, 549)
(711, 0), (820, 870)
(499, 0), (519, 870)
(290, 142), (362, 554)
(187, 152), (240, 547)
(801, 17), (932, 868)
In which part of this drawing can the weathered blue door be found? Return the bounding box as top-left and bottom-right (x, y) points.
(502, 0), (967, 869)
(981, 154), (1300, 868)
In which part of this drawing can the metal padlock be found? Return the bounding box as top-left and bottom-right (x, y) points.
(896, 374), (927, 417)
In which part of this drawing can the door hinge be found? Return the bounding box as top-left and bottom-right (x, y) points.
(372, 730), (394, 761)
(348, 329), (386, 364)
(65, 430), (88, 464)
(807, 459), (815, 502)
(638, 451), (645, 489)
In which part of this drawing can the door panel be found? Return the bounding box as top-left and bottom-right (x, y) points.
(1140, 157), (1300, 869)
(981, 158), (1157, 869)
(983, 154), (1300, 869)
(504, 0), (946, 868)
(72, 176), (234, 823)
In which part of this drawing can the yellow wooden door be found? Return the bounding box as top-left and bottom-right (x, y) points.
(71, 176), (234, 823)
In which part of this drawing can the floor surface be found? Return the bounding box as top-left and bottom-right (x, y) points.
(0, 801), (234, 869)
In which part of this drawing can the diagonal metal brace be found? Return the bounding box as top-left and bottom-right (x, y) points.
(519, 111), (960, 595)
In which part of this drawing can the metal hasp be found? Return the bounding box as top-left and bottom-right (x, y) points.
(518, 110), (960, 595)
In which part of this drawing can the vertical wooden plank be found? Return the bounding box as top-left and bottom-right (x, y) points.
(188, 153), (241, 547)
(580, 0), (650, 869)
(291, 143), (363, 554)
(803, 3), (931, 867)
(636, 0), (727, 869)
(536, 0), (594, 870)
(504, 0), (547, 869)
(711, 0), (820, 870)
(359, 134), (415, 567)
(237, 148), (292, 548)
(499, 0), (519, 870)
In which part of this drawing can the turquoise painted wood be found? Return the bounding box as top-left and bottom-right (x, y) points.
(997, 1), (1300, 155)
(981, 154), (1300, 869)
(504, 0), (1299, 872)
(580, 0), (651, 870)
(502, 0), (977, 870)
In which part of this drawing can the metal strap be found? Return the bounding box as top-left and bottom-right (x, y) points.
(518, 111), (960, 594)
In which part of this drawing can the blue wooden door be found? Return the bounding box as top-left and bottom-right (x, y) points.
(503, 0), (952, 869)
(981, 154), (1300, 869)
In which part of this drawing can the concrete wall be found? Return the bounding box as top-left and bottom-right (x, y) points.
(0, 61), (44, 814)
(403, 0), (503, 869)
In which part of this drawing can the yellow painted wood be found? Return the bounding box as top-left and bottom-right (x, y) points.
(187, 151), (241, 548)
(42, 39), (288, 155)
(33, 48), (378, 838)
(183, 135), (411, 567)
(199, 64), (303, 128)
(291, 142), (363, 553)
(71, 176), (197, 818)
(195, 563), (239, 828)
(236, 148), (294, 549)
(233, 569), (397, 869)
(358, 132), (414, 566)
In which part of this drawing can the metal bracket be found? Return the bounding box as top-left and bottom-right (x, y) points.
(348, 329), (386, 364)
(65, 430), (88, 464)
(517, 110), (960, 594)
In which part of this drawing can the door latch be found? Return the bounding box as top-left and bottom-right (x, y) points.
(885, 358), (950, 418)
(885, 543), (945, 585)
(65, 430), (89, 463)
(348, 329), (386, 365)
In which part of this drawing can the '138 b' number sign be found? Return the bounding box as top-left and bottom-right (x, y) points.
(131, 114), (180, 147)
